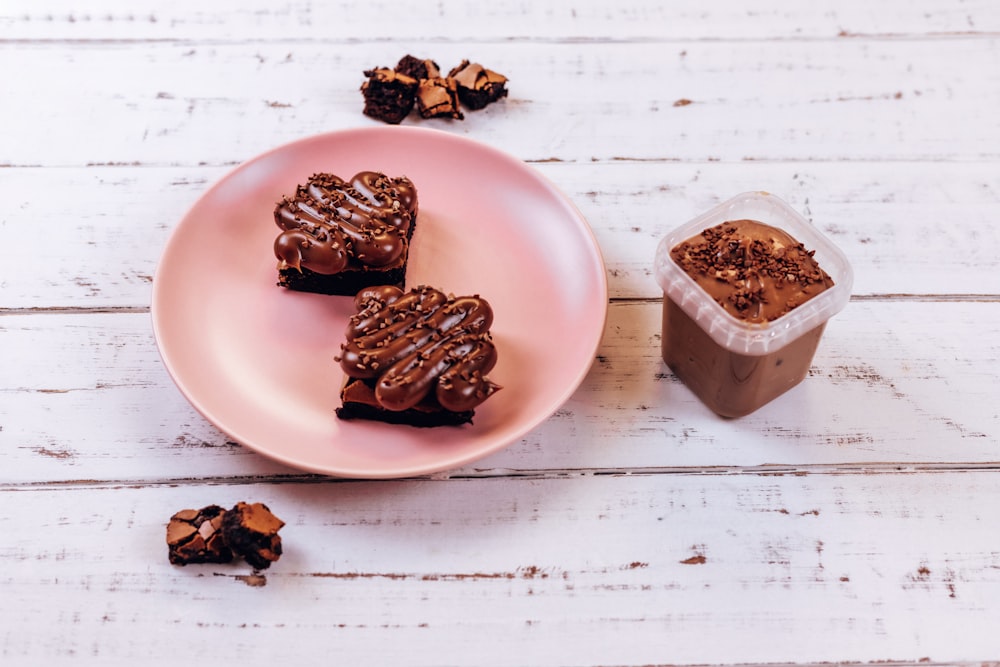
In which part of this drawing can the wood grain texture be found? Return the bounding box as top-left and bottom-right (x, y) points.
(1, 39), (998, 167)
(1, 162), (998, 308)
(3, 0), (1000, 664)
(2, 300), (997, 486)
(3, 472), (1000, 665)
(3, 0), (1000, 40)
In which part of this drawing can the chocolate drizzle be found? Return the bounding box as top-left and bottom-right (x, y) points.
(337, 285), (501, 412)
(273, 171), (417, 276)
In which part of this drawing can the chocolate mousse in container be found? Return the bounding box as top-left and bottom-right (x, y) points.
(654, 192), (853, 417)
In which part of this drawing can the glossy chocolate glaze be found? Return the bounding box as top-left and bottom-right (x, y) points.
(670, 219), (834, 323)
(273, 171), (417, 275)
(338, 285), (501, 412)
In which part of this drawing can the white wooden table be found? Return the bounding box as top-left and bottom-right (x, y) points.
(3, 1), (1000, 665)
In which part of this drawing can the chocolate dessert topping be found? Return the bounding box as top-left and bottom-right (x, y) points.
(222, 502), (285, 571)
(274, 171), (417, 276)
(337, 285), (501, 412)
(670, 219), (834, 323)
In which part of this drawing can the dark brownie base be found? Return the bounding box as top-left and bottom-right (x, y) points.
(277, 264), (406, 296)
(166, 505), (233, 566)
(457, 85), (507, 111)
(361, 69), (417, 125)
(395, 54), (439, 80)
(221, 502), (284, 570)
(335, 378), (474, 427)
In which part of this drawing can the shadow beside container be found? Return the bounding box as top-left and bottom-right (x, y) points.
(654, 192), (853, 418)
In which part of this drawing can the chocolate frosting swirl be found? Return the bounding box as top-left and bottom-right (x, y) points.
(338, 285), (501, 412)
(273, 171), (417, 275)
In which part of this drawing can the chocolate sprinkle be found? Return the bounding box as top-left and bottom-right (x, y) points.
(670, 219), (835, 323)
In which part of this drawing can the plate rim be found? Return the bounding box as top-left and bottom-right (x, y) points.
(151, 125), (609, 478)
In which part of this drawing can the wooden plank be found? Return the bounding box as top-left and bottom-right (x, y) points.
(2, 300), (998, 484)
(3, 471), (1000, 664)
(3, 2), (1000, 664)
(1, 39), (998, 167)
(3, 0), (999, 41)
(1, 162), (998, 309)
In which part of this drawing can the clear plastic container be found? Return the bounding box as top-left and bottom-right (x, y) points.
(654, 191), (853, 417)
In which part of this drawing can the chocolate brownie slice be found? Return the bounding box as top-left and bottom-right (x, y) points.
(360, 68), (418, 124)
(166, 505), (233, 565)
(336, 378), (475, 427)
(273, 171), (418, 295)
(335, 285), (501, 427)
(415, 76), (464, 120)
(447, 60), (509, 110)
(221, 502), (285, 570)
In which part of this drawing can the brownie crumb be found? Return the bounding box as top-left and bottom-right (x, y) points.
(395, 54), (440, 81)
(166, 505), (233, 566)
(360, 67), (418, 125)
(415, 77), (464, 120)
(361, 55), (508, 124)
(447, 60), (509, 110)
(166, 502), (284, 569)
(222, 502), (286, 570)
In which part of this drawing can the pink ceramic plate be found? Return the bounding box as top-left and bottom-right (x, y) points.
(151, 126), (608, 478)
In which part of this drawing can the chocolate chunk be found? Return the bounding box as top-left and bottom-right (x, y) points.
(415, 77), (464, 120)
(166, 505), (233, 566)
(360, 67), (418, 124)
(221, 502), (285, 570)
(447, 60), (508, 110)
(395, 54), (440, 81)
